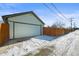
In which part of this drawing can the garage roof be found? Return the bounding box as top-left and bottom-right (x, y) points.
(2, 11), (45, 25)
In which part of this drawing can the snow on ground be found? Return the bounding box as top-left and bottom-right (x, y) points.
(49, 30), (79, 56)
(25, 30), (79, 56)
(0, 30), (79, 56)
(0, 35), (54, 56)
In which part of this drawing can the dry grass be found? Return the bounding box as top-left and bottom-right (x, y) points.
(25, 45), (55, 56)
(34, 48), (52, 56)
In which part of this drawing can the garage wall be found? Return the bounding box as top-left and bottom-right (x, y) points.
(9, 21), (42, 39)
(8, 13), (44, 39)
(8, 13), (44, 25)
(9, 22), (13, 39)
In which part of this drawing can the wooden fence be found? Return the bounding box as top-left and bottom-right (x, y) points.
(0, 23), (9, 46)
(43, 27), (71, 36)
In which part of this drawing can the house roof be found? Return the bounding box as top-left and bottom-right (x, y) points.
(2, 11), (45, 25)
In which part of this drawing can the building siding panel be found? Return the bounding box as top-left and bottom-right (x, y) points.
(8, 13), (44, 39)
(8, 14), (43, 25)
(14, 23), (41, 38)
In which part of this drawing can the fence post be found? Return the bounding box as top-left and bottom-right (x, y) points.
(0, 23), (9, 46)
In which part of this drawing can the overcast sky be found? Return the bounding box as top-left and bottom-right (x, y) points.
(0, 3), (79, 28)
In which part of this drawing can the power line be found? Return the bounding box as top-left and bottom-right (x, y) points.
(51, 3), (69, 20)
(45, 3), (75, 28)
(43, 3), (76, 28)
(42, 3), (66, 22)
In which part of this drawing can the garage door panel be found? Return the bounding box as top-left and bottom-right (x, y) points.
(9, 21), (41, 39)
(15, 23), (41, 38)
(15, 23), (40, 38)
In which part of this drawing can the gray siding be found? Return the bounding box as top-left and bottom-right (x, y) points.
(8, 13), (44, 39)
(8, 13), (43, 25)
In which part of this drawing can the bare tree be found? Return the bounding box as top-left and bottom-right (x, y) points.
(51, 21), (65, 28)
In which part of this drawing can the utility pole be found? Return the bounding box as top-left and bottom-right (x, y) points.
(73, 22), (76, 30)
(69, 18), (74, 31)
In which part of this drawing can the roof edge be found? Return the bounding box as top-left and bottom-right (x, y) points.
(2, 11), (45, 25)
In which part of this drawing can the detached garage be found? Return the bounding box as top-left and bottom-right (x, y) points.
(2, 11), (44, 40)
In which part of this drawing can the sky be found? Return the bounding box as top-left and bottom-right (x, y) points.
(0, 3), (79, 28)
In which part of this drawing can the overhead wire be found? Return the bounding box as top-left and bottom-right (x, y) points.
(42, 3), (67, 23)
(51, 3), (69, 21)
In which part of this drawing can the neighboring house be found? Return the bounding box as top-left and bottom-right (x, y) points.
(2, 11), (44, 40)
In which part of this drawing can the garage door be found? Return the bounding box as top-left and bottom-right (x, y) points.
(9, 21), (42, 39)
